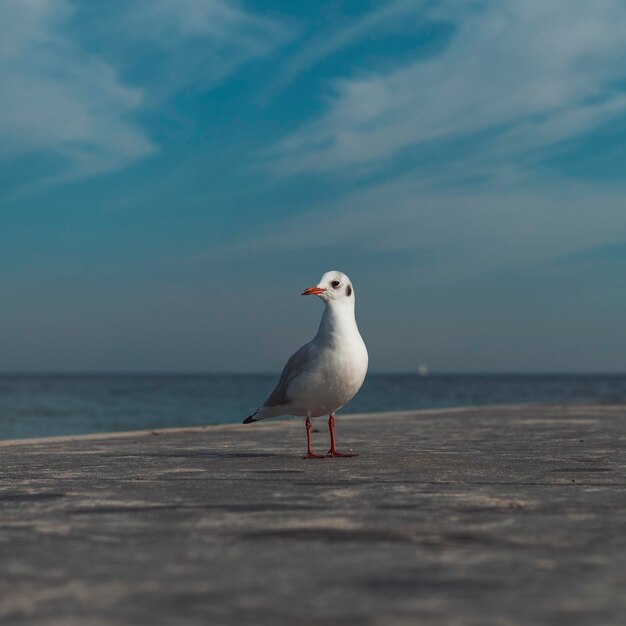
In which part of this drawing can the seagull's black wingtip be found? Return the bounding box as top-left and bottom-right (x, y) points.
(243, 415), (257, 424)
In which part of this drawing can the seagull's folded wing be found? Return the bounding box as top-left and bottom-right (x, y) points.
(263, 342), (315, 409)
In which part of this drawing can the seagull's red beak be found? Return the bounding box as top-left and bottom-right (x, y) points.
(301, 286), (326, 296)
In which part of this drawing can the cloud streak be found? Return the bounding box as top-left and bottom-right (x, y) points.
(264, 0), (429, 100)
(0, 0), (155, 181)
(266, 0), (626, 178)
(203, 172), (626, 289)
(0, 0), (290, 184)
(125, 0), (287, 49)
(120, 0), (292, 97)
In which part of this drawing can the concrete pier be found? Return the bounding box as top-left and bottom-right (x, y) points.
(1, 404), (625, 625)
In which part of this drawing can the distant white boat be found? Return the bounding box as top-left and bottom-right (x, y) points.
(418, 364), (429, 376)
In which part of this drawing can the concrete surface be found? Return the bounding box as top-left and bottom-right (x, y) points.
(1, 404), (625, 626)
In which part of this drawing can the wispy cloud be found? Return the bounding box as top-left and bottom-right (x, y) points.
(0, 0), (155, 182)
(126, 0), (286, 45)
(264, 0), (428, 100)
(120, 0), (292, 97)
(0, 0), (290, 184)
(205, 173), (626, 286)
(265, 0), (626, 178)
(552, 240), (626, 266)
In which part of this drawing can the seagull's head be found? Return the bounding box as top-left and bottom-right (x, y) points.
(301, 271), (354, 305)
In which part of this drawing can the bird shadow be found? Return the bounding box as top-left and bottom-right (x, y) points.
(103, 451), (283, 460)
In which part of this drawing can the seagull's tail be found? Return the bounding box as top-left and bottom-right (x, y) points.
(243, 408), (262, 424)
(243, 405), (278, 424)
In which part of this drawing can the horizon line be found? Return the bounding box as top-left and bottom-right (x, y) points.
(1, 370), (626, 377)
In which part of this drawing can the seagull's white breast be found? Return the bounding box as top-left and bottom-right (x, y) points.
(288, 320), (368, 418)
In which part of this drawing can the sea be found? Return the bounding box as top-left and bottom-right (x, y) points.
(1, 373), (626, 441)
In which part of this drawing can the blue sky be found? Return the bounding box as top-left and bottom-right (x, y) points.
(2, 0), (626, 372)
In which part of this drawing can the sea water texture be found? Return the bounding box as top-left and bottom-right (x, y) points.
(2, 373), (626, 440)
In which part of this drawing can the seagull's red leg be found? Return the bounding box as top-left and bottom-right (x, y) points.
(304, 416), (324, 459)
(327, 413), (358, 457)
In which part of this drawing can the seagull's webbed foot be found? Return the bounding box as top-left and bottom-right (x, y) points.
(303, 452), (326, 460)
(326, 450), (358, 458)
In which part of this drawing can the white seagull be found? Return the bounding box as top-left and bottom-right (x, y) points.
(243, 271), (368, 459)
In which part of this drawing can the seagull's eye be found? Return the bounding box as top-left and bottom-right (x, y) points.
(331, 280), (340, 288)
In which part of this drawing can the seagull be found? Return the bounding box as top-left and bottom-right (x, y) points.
(243, 271), (368, 459)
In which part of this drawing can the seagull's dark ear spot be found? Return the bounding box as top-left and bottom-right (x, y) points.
(346, 285), (352, 297)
